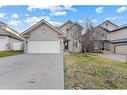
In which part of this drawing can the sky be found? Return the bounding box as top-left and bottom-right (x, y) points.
(0, 5), (127, 33)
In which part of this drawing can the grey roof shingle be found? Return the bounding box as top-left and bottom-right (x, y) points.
(110, 38), (127, 43)
(0, 28), (23, 41)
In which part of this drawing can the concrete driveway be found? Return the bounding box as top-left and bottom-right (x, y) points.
(0, 54), (64, 89)
(99, 54), (126, 63)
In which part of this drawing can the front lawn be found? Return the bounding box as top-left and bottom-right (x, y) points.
(0, 50), (24, 57)
(64, 53), (127, 89)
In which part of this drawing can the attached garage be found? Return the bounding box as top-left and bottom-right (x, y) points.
(115, 45), (127, 54)
(28, 41), (60, 53)
(12, 42), (22, 50)
(0, 38), (6, 51)
(22, 19), (65, 54)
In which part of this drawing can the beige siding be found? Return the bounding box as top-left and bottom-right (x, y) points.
(59, 22), (73, 35)
(29, 24), (60, 41)
(107, 28), (127, 40)
(101, 21), (117, 31)
(23, 22), (64, 53)
(108, 43), (127, 54)
(115, 45), (127, 54)
(0, 36), (23, 50)
(0, 36), (8, 50)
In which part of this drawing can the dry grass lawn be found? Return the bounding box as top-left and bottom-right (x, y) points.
(0, 50), (24, 57)
(64, 53), (127, 89)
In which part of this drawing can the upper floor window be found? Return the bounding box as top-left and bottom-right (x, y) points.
(66, 28), (69, 34)
(106, 23), (108, 27)
(101, 33), (105, 37)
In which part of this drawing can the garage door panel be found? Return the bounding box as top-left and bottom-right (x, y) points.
(115, 45), (127, 54)
(28, 41), (60, 53)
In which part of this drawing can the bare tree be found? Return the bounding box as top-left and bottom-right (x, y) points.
(81, 18), (95, 53)
(68, 18), (95, 53)
(70, 22), (83, 52)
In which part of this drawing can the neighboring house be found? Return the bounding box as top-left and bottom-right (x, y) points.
(107, 25), (127, 54)
(58, 20), (83, 53)
(21, 19), (83, 54)
(84, 20), (127, 54)
(21, 19), (65, 54)
(0, 22), (23, 51)
(84, 20), (118, 52)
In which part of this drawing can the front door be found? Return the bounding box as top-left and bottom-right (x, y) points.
(64, 41), (68, 50)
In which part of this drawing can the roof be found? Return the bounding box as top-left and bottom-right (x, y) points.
(0, 21), (20, 35)
(58, 20), (74, 29)
(110, 38), (127, 43)
(110, 24), (127, 32)
(0, 21), (7, 26)
(68, 22), (84, 30)
(22, 19), (65, 37)
(94, 20), (118, 31)
(0, 28), (23, 41)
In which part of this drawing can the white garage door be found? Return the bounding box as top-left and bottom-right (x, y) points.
(0, 39), (6, 51)
(28, 41), (60, 53)
(115, 45), (127, 54)
(12, 42), (22, 50)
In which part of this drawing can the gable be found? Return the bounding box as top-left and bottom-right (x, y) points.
(22, 20), (65, 38)
(100, 21), (118, 31)
(107, 27), (127, 40)
(59, 21), (74, 34)
(29, 23), (62, 41)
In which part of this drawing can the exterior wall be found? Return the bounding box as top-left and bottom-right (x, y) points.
(0, 36), (23, 51)
(107, 28), (127, 40)
(89, 26), (109, 51)
(29, 24), (60, 41)
(23, 23), (63, 53)
(59, 21), (82, 53)
(59, 22), (73, 35)
(100, 21), (118, 31)
(93, 27), (107, 40)
(68, 25), (82, 53)
(86, 21), (117, 52)
(109, 42), (127, 54)
(0, 36), (8, 50)
(9, 37), (23, 50)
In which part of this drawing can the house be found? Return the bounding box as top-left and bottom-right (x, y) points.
(58, 20), (83, 53)
(84, 20), (118, 52)
(21, 19), (83, 54)
(84, 20), (127, 55)
(21, 19), (65, 53)
(0, 22), (23, 51)
(107, 25), (127, 54)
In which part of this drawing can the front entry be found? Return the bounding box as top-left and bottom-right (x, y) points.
(64, 41), (69, 50)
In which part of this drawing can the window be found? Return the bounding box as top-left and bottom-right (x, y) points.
(75, 42), (78, 48)
(101, 33), (105, 37)
(106, 23), (108, 27)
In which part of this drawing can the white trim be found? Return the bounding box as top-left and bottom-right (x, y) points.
(22, 19), (65, 37)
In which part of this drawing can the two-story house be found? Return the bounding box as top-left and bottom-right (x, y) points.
(107, 25), (127, 54)
(21, 19), (83, 54)
(58, 20), (83, 53)
(85, 20), (118, 52)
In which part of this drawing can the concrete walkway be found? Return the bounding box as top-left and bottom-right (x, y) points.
(0, 54), (64, 89)
(99, 54), (126, 63)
